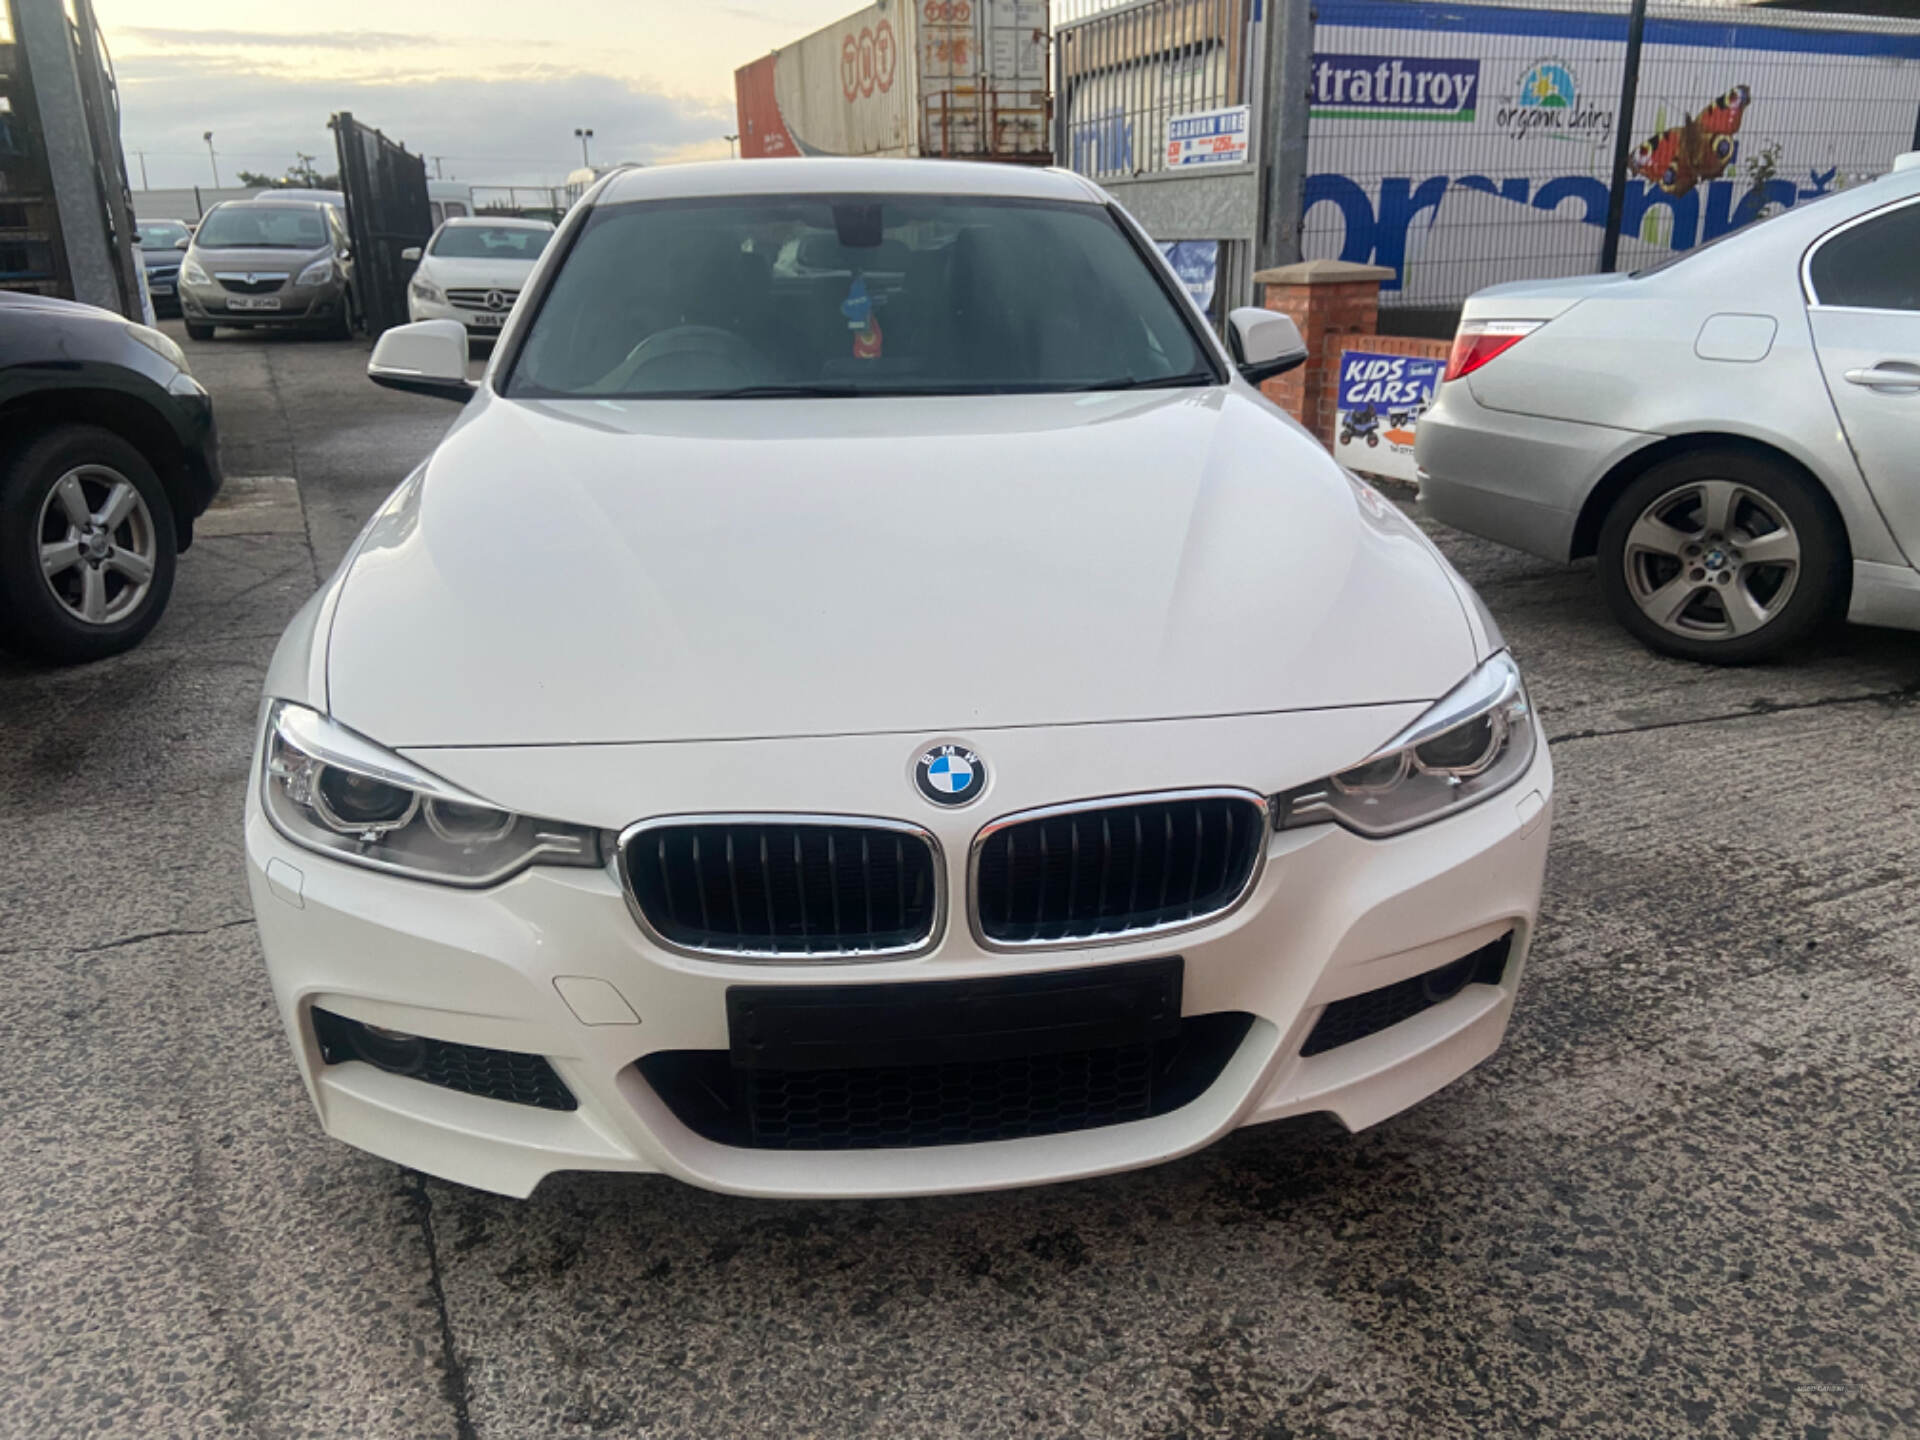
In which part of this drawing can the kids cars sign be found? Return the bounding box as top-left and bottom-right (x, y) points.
(1333, 351), (1444, 482)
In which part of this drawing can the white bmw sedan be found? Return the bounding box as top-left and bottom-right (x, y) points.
(247, 160), (1552, 1200)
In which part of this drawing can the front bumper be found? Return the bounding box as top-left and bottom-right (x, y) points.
(145, 272), (181, 313)
(408, 293), (510, 336)
(246, 718), (1553, 1200)
(181, 282), (345, 328)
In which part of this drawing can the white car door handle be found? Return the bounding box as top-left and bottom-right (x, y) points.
(1844, 364), (1920, 391)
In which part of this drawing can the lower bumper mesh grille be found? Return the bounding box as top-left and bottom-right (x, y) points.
(642, 1015), (1251, 1150)
(1300, 933), (1513, 1057)
(639, 961), (1252, 1150)
(312, 1007), (576, 1111)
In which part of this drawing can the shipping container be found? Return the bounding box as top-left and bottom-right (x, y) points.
(735, 0), (1051, 163)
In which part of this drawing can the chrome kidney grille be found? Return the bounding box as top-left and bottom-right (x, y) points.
(971, 791), (1268, 949)
(620, 817), (942, 960)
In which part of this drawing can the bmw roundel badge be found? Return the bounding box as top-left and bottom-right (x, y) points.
(914, 743), (986, 807)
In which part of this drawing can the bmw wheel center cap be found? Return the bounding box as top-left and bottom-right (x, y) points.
(914, 743), (986, 807)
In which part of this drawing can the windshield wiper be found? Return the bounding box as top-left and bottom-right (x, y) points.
(696, 383), (862, 399)
(1064, 370), (1217, 392)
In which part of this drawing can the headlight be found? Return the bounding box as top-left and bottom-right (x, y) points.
(181, 257), (210, 285)
(1274, 652), (1536, 838)
(261, 701), (601, 885)
(125, 322), (186, 370)
(295, 257), (336, 287)
(410, 273), (443, 304)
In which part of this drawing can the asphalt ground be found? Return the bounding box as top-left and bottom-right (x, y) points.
(3, 322), (1917, 1440)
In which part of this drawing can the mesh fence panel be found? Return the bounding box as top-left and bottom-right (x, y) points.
(1056, 0), (1920, 321)
(1306, 0), (1920, 319)
(1055, 0), (1257, 180)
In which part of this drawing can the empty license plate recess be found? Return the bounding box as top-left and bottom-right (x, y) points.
(726, 957), (1183, 1072)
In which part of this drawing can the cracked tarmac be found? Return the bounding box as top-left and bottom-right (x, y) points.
(2, 325), (1916, 1439)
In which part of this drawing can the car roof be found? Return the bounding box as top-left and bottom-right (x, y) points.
(441, 215), (553, 229)
(218, 197), (333, 211)
(595, 158), (1102, 207)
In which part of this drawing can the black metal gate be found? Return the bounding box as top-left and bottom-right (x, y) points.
(329, 111), (431, 337)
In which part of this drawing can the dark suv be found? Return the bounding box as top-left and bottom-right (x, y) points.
(0, 293), (221, 663)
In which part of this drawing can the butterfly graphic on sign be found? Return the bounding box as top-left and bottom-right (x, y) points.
(1630, 84), (1751, 198)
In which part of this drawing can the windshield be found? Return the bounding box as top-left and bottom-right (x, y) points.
(194, 205), (329, 250)
(431, 224), (553, 260)
(138, 221), (189, 250)
(505, 194), (1216, 399)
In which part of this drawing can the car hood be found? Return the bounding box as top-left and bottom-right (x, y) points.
(141, 249), (183, 271)
(418, 255), (539, 289)
(186, 243), (327, 275)
(324, 388), (1478, 747)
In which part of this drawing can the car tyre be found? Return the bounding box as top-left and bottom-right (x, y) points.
(1597, 448), (1843, 665)
(0, 424), (178, 665)
(330, 289), (356, 341)
(185, 321), (214, 341)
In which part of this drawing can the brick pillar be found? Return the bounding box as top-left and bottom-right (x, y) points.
(1250, 259), (1394, 442)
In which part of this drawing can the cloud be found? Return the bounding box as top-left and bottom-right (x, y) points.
(122, 28), (433, 50)
(115, 57), (736, 188)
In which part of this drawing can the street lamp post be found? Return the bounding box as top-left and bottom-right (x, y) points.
(203, 131), (220, 189)
(574, 127), (594, 168)
(724, 133), (739, 159)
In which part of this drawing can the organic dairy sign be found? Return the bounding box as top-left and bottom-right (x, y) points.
(1332, 351), (1444, 482)
(1302, 0), (1920, 306)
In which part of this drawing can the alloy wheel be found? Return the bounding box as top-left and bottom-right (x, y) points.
(35, 464), (159, 626)
(1621, 478), (1801, 640)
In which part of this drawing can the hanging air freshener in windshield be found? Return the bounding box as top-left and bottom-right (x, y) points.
(841, 273), (883, 359)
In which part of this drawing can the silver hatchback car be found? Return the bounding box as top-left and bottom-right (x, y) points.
(1417, 156), (1920, 663)
(178, 199), (358, 341)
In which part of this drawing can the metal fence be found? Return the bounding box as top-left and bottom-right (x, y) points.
(1054, 0), (1255, 180)
(330, 112), (431, 337)
(1306, 0), (1920, 326)
(1055, 0), (1920, 326)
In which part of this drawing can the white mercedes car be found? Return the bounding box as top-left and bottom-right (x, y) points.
(246, 160), (1553, 1200)
(403, 216), (554, 337)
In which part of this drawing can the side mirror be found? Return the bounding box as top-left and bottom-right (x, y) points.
(175, 236), (191, 250)
(1227, 307), (1308, 385)
(400, 245), (421, 262)
(368, 320), (475, 403)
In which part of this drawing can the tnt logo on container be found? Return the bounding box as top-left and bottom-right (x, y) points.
(841, 20), (898, 100)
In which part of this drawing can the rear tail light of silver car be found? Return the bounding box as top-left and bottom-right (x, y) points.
(1443, 320), (1541, 383)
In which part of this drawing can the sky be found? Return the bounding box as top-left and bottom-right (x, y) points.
(100, 0), (865, 191)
